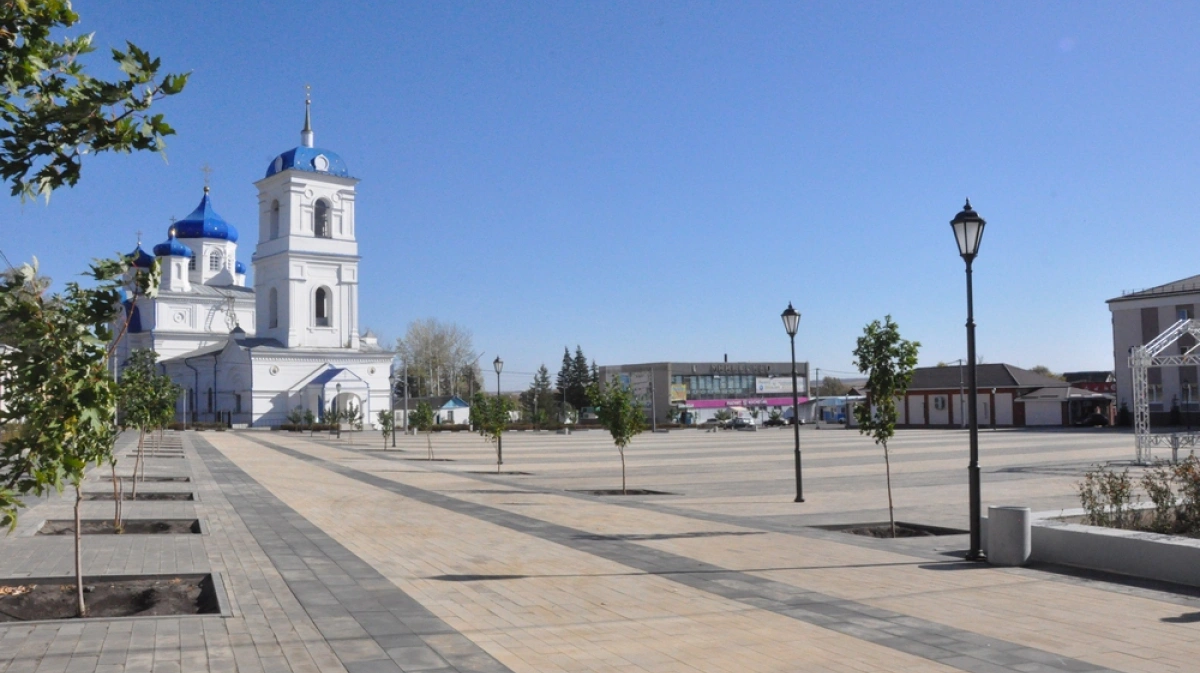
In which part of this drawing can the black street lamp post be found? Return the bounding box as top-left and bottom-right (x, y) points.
(388, 371), (397, 448)
(951, 199), (987, 561)
(335, 382), (342, 440)
(781, 302), (804, 503)
(494, 356), (504, 466)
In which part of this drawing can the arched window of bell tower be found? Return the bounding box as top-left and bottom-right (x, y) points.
(268, 287), (279, 329)
(314, 199), (331, 238)
(270, 200), (280, 239)
(315, 286), (332, 327)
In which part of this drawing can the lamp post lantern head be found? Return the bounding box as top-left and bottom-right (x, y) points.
(493, 356), (503, 375)
(950, 198), (986, 261)
(781, 302), (801, 338)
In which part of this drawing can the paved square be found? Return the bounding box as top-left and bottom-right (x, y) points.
(2, 426), (1197, 672)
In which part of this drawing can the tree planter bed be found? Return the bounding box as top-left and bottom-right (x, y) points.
(37, 519), (202, 535)
(90, 476), (190, 483)
(816, 521), (968, 538)
(984, 509), (1200, 587)
(0, 573), (226, 622)
(573, 489), (676, 496)
(81, 492), (194, 501)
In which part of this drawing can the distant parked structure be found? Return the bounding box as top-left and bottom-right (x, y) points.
(893, 364), (1109, 428)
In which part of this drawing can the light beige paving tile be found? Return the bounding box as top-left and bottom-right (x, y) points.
(214, 433), (969, 673)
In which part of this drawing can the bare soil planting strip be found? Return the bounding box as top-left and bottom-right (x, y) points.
(247, 435), (1118, 673)
(92, 476), (191, 483)
(37, 519), (202, 536)
(80, 492), (194, 501)
(0, 574), (221, 622)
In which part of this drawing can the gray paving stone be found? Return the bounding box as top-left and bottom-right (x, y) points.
(246, 434), (1129, 673)
(192, 435), (514, 673)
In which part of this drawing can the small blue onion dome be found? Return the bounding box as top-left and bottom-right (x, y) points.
(153, 230), (194, 258)
(128, 245), (155, 269)
(265, 146), (350, 178)
(173, 187), (239, 242)
(235, 261), (247, 275)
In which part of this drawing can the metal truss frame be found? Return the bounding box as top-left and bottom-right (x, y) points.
(1131, 319), (1200, 463)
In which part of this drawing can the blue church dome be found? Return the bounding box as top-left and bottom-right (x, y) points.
(173, 188), (239, 242)
(153, 231), (194, 258)
(265, 146), (350, 178)
(128, 245), (155, 269)
(235, 261), (247, 275)
(265, 99), (351, 178)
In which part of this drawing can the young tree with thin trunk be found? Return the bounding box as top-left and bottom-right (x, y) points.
(344, 402), (362, 444)
(377, 410), (394, 449)
(118, 349), (159, 498)
(472, 392), (511, 473)
(588, 377), (646, 494)
(852, 315), (920, 539)
(0, 256), (141, 617)
(412, 402), (435, 460)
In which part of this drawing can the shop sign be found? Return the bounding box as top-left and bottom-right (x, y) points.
(755, 377), (794, 395)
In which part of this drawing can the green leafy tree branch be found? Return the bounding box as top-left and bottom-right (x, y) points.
(0, 0), (189, 200)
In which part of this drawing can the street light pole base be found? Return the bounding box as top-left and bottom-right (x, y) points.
(794, 496), (805, 503)
(965, 550), (987, 562)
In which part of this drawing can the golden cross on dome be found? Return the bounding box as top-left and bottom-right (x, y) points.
(200, 163), (213, 188)
(135, 230), (142, 245)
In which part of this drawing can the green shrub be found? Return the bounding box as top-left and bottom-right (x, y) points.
(1141, 464), (1177, 533)
(1173, 455), (1200, 531)
(1079, 465), (1139, 529)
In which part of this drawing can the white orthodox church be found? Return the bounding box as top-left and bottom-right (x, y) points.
(113, 103), (393, 428)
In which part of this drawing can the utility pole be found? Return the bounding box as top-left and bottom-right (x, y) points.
(814, 367), (821, 426)
(650, 374), (657, 432)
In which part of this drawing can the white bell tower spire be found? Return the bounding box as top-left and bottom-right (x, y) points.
(252, 92), (361, 350)
(301, 84), (314, 148)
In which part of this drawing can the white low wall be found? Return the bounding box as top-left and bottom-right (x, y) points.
(985, 507), (1200, 587)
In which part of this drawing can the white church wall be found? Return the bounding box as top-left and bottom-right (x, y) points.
(215, 346), (252, 424)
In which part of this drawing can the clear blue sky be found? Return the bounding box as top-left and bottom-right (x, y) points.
(4, 2), (1197, 388)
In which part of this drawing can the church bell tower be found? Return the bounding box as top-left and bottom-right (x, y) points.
(251, 98), (361, 350)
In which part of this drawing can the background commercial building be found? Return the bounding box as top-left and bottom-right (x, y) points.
(597, 361), (809, 425)
(1108, 274), (1200, 425)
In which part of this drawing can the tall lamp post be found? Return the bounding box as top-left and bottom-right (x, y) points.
(781, 302), (804, 503)
(494, 356), (504, 466)
(388, 371), (397, 448)
(950, 199), (986, 561)
(335, 382), (342, 440)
